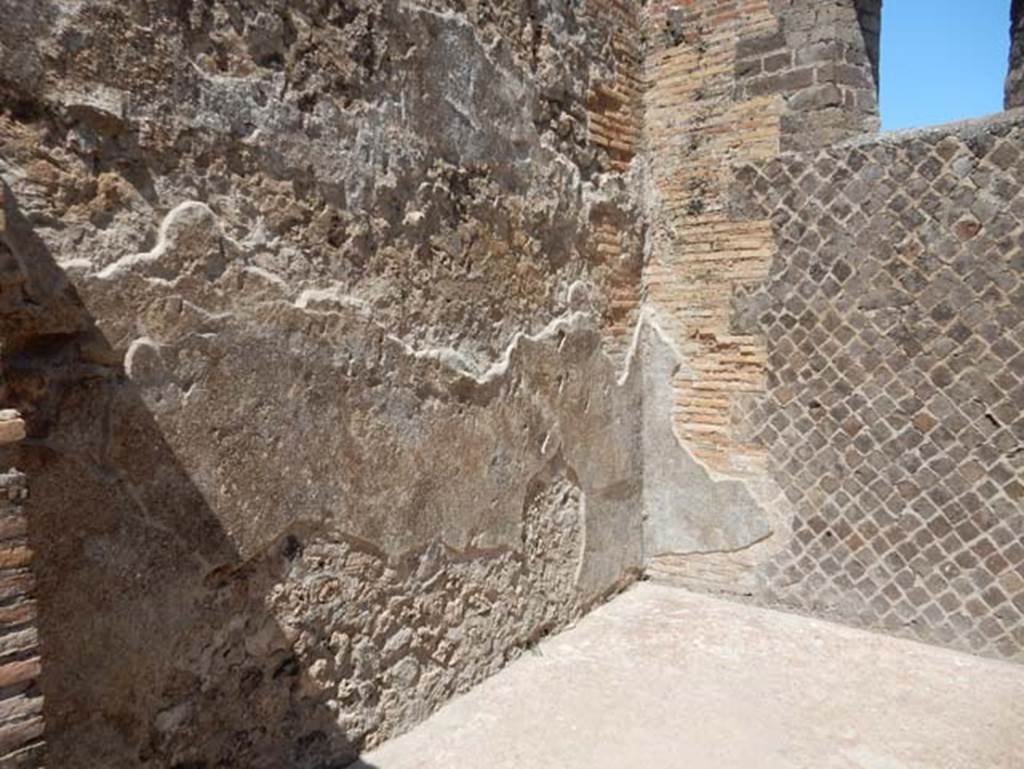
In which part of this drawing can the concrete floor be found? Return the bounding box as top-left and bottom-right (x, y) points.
(358, 583), (1024, 769)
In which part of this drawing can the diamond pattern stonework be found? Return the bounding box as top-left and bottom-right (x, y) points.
(730, 122), (1024, 661)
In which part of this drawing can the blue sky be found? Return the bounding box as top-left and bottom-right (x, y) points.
(881, 0), (1012, 130)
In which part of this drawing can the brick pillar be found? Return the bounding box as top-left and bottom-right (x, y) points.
(1008, 0), (1024, 108)
(0, 410), (43, 768)
(731, 0), (882, 150)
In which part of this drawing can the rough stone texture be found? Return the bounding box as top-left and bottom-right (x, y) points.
(0, 1), (648, 766)
(1009, 0), (1024, 109)
(1, 198), (646, 769)
(0, 0), (645, 363)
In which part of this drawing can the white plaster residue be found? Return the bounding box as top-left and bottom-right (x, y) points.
(296, 286), (373, 316)
(96, 201), (224, 281)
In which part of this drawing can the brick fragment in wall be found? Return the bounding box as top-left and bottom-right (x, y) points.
(585, 0), (645, 364)
(728, 114), (1024, 663)
(0, 470), (43, 768)
(0, 413), (25, 447)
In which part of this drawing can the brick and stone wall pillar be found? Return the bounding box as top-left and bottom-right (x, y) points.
(732, 0), (882, 151)
(1008, 0), (1024, 108)
(0, 410), (43, 768)
(641, 0), (885, 572)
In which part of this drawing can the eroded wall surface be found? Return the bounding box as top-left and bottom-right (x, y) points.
(0, 1), (645, 766)
(2, 1), (1024, 765)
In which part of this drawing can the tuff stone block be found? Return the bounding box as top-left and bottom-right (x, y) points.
(725, 115), (1024, 663)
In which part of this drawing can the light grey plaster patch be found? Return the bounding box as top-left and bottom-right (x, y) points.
(639, 316), (772, 557)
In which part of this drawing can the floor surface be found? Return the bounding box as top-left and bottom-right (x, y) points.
(358, 583), (1024, 769)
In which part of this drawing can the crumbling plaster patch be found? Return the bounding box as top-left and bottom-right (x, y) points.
(639, 313), (773, 557)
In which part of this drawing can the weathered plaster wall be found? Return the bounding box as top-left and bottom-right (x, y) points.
(0, 1), (647, 766)
(2, 1), (1023, 765)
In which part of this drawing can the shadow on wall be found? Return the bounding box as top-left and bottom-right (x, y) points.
(855, 0), (882, 89)
(0, 185), (379, 768)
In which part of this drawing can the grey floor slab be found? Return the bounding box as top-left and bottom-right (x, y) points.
(357, 582), (1024, 769)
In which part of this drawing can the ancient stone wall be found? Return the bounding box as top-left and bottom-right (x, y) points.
(732, 113), (1024, 662)
(2, 0), (1024, 766)
(0, 1), (647, 767)
(640, 0), (883, 580)
(645, 0), (1024, 664)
